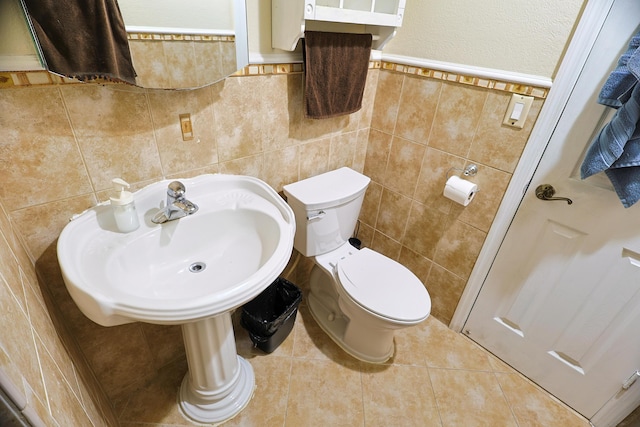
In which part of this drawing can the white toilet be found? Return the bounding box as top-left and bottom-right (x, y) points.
(283, 167), (431, 363)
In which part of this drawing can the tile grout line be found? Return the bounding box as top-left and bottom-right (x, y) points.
(280, 324), (296, 427)
(359, 362), (366, 427)
(491, 368), (522, 426)
(423, 362), (446, 427)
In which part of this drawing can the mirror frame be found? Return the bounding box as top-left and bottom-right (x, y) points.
(233, 0), (249, 74)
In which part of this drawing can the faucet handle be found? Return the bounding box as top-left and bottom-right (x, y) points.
(167, 181), (186, 198)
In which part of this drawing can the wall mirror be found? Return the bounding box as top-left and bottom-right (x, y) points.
(0, 0), (249, 90)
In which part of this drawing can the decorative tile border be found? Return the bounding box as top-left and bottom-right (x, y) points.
(0, 71), (79, 88)
(233, 60), (548, 98)
(233, 61), (380, 77)
(232, 62), (304, 77)
(380, 61), (548, 98)
(0, 57), (548, 98)
(127, 33), (234, 43)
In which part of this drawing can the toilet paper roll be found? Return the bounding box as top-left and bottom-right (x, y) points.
(443, 176), (477, 206)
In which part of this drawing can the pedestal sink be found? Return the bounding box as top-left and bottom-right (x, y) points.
(57, 174), (295, 424)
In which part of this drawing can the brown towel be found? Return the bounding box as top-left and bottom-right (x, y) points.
(22, 0), (136, 85)
(304, 31), (372, 119)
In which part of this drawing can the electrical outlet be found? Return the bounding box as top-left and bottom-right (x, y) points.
(179, 113), (194, 141)
(503, 94), (534, 129)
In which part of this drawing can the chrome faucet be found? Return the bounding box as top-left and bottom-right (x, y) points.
(152, 181), (198, 224)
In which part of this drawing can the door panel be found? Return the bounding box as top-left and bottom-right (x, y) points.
(464, 0), (640, 419)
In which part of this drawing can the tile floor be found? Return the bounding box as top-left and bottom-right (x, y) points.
(116, 301), (591, 427)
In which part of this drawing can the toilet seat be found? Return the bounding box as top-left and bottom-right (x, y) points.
(337, 248), (430, 323)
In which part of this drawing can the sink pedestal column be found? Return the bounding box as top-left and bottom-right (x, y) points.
(179, 312), (255, 424)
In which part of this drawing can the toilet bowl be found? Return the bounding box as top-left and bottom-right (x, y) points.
(310, 242), (430, 362)
(283, 167), (431, 363)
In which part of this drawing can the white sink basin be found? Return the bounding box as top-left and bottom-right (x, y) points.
(57, 174), (296, 424)
(58, 174), (295, 326)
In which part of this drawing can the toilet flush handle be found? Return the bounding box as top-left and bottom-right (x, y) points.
(307, 210), (326, 221)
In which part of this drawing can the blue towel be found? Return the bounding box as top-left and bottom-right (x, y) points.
(598, 31), (640, 107)
(581, 83), (640, 177)
(606, 144), (640, 208)
(580, 29), (640, 208)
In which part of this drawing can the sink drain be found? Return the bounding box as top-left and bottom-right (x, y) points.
(189, 262), (206, 273)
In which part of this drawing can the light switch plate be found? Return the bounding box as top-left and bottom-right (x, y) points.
(503, 94), (534, 128)
(179, 113), (194, 141)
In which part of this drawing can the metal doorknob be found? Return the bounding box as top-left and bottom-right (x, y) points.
(535, 184), (573, 204)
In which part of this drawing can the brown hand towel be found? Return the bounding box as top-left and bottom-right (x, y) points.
(304, 31), (372, 119)
(22, 0), (136, 85)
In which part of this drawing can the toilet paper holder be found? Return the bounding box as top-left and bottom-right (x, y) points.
(444, 164), (479, 206)
(446, 164), (478, 180)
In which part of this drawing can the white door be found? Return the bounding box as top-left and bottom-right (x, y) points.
(464, 0), (640, 420)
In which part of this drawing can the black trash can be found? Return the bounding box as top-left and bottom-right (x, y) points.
(240, 278), (302, 353)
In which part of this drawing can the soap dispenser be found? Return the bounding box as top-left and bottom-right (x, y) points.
(110, 178), (140, 233)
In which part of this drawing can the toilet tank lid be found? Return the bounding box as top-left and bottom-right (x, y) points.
(283, 167), (371, 211)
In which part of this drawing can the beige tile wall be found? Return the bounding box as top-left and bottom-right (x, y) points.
(128, 34), (237, 89)
(0, 198), (117, 426)
(0, 70), (376, 403)
(361, 69), (543, 323)
(0, 62), (544, 413)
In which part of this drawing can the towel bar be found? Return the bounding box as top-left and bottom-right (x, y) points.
(273, 0), (405, 51)
(300, 33), (380, 41)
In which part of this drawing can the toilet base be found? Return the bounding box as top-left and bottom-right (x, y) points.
(308, 292), (394, 364)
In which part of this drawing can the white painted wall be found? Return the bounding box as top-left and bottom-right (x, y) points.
(0, 0), (38, 56)
(0, 0), (42, 71)
(4, 0), (586, 80)
(385, 0), (585, 79)
(118, 0), (233, 32)
(247, 0), (279, 57)
(247, 0), (586, 80)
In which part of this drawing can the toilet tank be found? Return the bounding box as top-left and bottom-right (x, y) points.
(283, 167), (370, 257)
